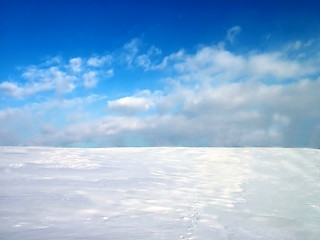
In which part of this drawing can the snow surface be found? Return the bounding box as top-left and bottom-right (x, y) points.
(0, 147), (319, 240)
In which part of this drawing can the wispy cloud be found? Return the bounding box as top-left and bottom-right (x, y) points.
(0, 39), (170, 99)
(83, 71), (98, 88)
(0, 57), (115, 98)
(87, 55), (112, 67)
(0, 66), (77, 98)
(120, 38), (140, 67)
(226, 26), (241, 44)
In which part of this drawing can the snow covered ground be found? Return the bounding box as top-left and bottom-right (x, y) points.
(0, 147), (319, 240)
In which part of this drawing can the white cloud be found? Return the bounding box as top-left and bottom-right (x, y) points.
(83, 71), (98, 88)
(0, 54), (115, 98)
(247, 53), (304, 79)
(43, 56), (62, 66)
(135, 46), (163, 70)
(108, 90), (157, 115)
(173, 45), (316, 84)
(285, 40), (315, 52)
(1, 36), (320, 147)
(25, 77), (318, 147)
(98, 41), (320, 147)
(4, 81), (318, 147)
(0, 94), (106, 145)
(23, 66), (76, 95)
(50, 69), (77, 94)
(286, 41), (303, 51)
(147, 46), (162, 56)
(118, 39), (178, 71)
(158, 50), (185, 70)
(120, 38), (140, 67)
(136, 54), (152, 69)
(105, 69), (114, 78)
(226, 26), (241, 44)
(0, 81), (24, 98)
(135, 46), (174, 71)
(0, 66), (77, 98)
(69, 57), (82, 73)
(174, 46), (246, 84)
(87, 55), (112, 67)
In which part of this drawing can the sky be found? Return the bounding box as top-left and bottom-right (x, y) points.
(0, 0), (320, 147)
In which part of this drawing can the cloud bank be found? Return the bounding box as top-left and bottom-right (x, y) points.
(0, 33), (319, 147)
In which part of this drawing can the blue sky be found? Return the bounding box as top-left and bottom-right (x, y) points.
(0, 0), (320, 147)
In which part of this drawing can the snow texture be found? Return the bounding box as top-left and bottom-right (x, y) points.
(0, 147), (319, 239)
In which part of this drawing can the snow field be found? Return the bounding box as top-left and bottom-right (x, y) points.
(0, 147), (319, 239)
